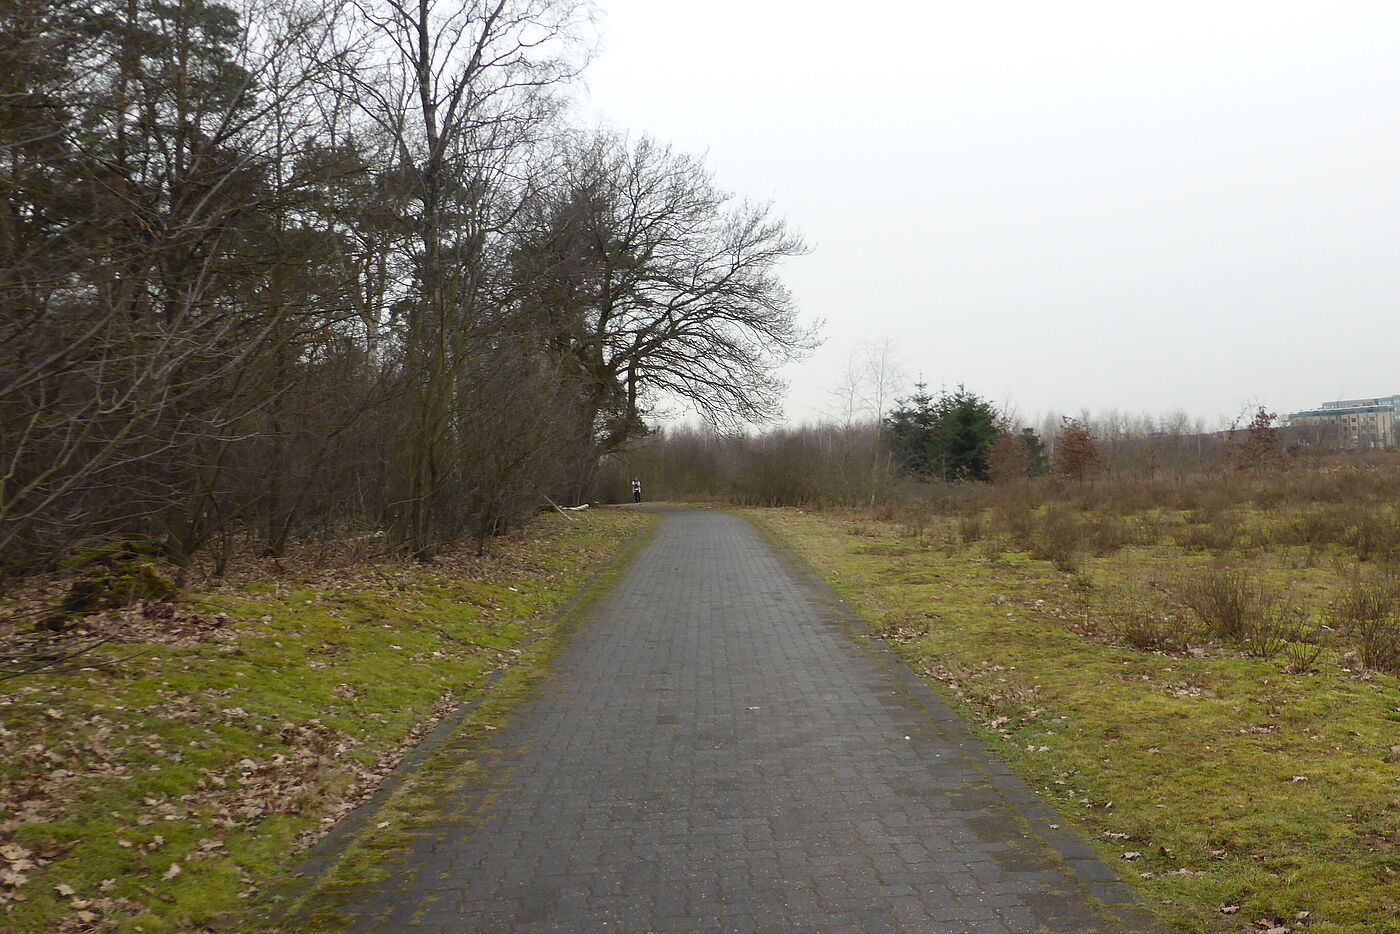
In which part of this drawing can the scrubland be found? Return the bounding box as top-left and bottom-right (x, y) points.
(752, 455), (1400, 933)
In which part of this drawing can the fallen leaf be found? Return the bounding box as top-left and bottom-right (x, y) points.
(54, 883), (75, 896)
(162, 863), (181, 880)
(0, 844), (31, 863)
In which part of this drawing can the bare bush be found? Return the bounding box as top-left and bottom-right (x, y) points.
(1030, 506), (1083, 573)
(1344, 512), (1400, 563)
(1278, 508), (1349, 549)
(1085, 515), (1140, 556)
(1327, 575), (1400, 673)
(1176, 516), (1243, 554)
(1282, 635), (1325, 674)
(1354, 617), (1400, 674)
(999, 503), (1037, 551)
(1332, 575), (1398, 632)
(1110, 597), (1194, 653)
(1181, 568), (1261, 641)
(1240, 607), (1296, 659)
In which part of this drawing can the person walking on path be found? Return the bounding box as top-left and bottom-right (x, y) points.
(631, 477), (642, 503)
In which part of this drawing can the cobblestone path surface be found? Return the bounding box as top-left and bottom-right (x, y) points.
(325, 508), (1148, 932)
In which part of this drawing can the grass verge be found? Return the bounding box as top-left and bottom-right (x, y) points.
(0, 509), (652, 933)
(263, 511), (658, 930)
(747, 507), (1400, 934)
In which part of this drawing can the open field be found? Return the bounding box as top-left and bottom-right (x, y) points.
(0, 509), (650, 933)
(748, 462), (1400, 933)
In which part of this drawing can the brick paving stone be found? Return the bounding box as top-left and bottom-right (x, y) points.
(319, 508), (1148, 932)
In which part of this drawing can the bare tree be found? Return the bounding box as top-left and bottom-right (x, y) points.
(331, 0), (588, 554)
(513, 133), (818, 497)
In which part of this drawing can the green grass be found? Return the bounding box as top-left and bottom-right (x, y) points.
(748, 507), (1400, 934)
(0, 509), (651, 933)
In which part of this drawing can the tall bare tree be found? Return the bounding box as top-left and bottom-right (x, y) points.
(513, 133), (818, 497)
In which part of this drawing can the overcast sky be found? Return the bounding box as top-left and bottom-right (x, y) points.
(577, 1), (1400, 429)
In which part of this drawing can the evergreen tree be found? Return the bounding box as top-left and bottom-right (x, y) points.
(884, 382), (941, 476)
(884, 384), (999, 481)
(1020, 427), (1051, 476)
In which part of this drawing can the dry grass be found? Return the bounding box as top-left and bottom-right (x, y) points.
(754, 498), (1400, 933)
(849, 453), (1400, 674)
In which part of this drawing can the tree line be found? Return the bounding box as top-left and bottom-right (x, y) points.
(608, 387), (1317, 507)
(0, 0), (816, 573)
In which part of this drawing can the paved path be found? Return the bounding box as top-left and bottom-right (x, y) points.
(321, 509), (1147, 932)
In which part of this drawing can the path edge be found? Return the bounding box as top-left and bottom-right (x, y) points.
(737, 509), (1164, 934)
(251, 512), (661, 928)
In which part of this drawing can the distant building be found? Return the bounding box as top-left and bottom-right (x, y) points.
(1287, 395), (1399, 449)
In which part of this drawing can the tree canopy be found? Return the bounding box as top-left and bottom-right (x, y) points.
(0, 0), (814, 568)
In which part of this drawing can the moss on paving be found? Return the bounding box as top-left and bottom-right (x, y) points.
(748, 507), (1400, 934)
(0, 510), (652, 933)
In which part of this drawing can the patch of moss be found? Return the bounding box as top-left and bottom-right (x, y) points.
(61, 561), (176, 615)
(64, 540), (173, 570)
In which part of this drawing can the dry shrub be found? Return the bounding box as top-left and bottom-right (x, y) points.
(1175, 515), (1242, 553)
(1277, 507), (1350, 548)
(1355, 618), (1400, 674)
(1085, 515), (1139, 556)
(1240, 607), (1296, 659)
(1282, 636), (1325, 674)
(1332, 575), (1397, 630)
(1343, 511), (1400, 563)
(998, 502), (1036, 550)
(1030, 506), (1083, 572)
(845, 520), (879, 538)
(1181, 568), (1261, 641)
(1177, 483), (1238, 519)
(1110, 598), (1194, 653)
(1329, 575), (1400, 673)
(896, 506), (931, 546)
(957, 512), (984, 544)
(872, 500), (902, 522)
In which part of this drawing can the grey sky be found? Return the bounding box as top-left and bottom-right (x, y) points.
(578, 1), (1400, 428)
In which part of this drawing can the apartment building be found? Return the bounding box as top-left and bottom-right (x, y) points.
(1286, 395), (1399, 449)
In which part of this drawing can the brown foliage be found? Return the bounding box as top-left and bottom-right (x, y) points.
(1053, 418), (1102, 481)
